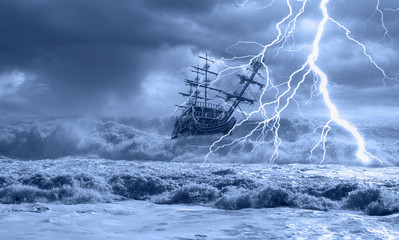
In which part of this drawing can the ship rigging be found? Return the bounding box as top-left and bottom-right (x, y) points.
(172, 54), (263, 139)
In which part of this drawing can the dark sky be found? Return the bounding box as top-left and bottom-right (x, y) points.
(0, 0), (398, 120)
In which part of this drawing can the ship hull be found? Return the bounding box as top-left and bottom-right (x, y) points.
(172, 116), (236, 139)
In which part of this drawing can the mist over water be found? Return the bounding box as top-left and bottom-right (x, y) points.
(0, 117), (397, 166)
(0, 117), (398, 239)
(0, 116), (398, 211)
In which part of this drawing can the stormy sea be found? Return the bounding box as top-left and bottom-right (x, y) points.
(0, 117), (398, 239)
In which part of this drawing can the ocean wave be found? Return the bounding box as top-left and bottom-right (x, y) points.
(0, 117), (398, 166)
(0, 160), (399, 216)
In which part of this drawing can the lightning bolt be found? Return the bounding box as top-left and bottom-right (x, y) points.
(375, 0), (393, 46)
(235, 0), (249, 7)
(385, 7), (399, 12)
(179, 0), (396, 165)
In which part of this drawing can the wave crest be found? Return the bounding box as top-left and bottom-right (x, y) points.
(0, 160), (398, 216)
(0, 117), (398, 165)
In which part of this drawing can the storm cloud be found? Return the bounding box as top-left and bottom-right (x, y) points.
(0, 0), (397, 120)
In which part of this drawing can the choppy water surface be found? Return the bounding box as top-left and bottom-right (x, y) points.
(1, 200), (398, 240)
(1, 159), (399, 239)
(0, 117), (398, 165)
(0, 117), (398, 239)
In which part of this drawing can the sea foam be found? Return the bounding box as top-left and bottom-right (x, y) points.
(0, 159), (398, 216)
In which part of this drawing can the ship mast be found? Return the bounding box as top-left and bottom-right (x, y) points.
(190, 64), (203, 105)
(182, 56), (216, 106)
(188, 54), (218, 107)
(225, 60), (262, 120)
(205, 59), (263, 120)
(182, 55), (263, 119)
(199, 54), (215, 106)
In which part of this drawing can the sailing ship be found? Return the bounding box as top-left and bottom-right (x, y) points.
(171, 54), (263, 139)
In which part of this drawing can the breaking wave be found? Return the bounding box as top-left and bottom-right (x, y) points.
(1, 159), (399, 216)
(0, 117), (398, 216)
(0, 117), (398, 165)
